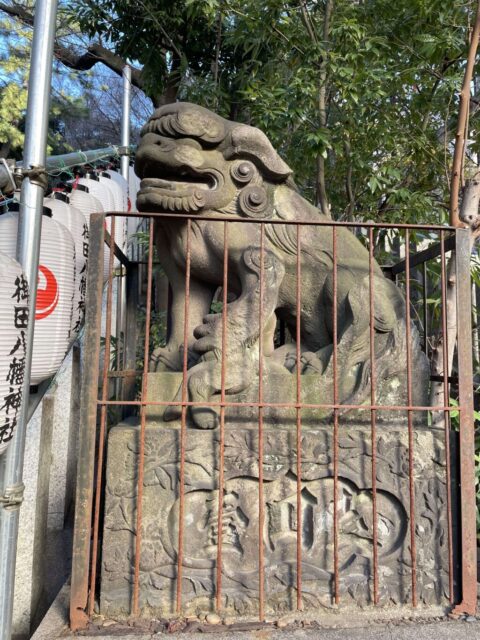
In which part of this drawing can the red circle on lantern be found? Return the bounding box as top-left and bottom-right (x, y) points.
(36, 265), (59, 320)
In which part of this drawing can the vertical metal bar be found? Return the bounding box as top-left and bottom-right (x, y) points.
(115, 263), (123, 402)
(332, 226), (339, 605)
(0, 2), (59, 636)
(453, 227), (477, 616)
(295, 225), (303, 611)
(64, 344), (81, 522)
(176, 219), (192, 614)
(422, 262), (428, 354)
(70, 214), (105, 631)
(258, 223), (265, 621)
(122, 263), (139, 416)
(120, 65), (131, 181)
(440, 232), (454, 603)
(405, 230), (417, 607)
(216, 222), (228, 611)
(132, 218), (154, 615)
(120, 64), (131, 275)
(88, 216), (116, 615)
(368, 228), (379, 605)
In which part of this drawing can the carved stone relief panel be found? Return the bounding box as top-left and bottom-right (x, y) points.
(101, 377), (449, 618)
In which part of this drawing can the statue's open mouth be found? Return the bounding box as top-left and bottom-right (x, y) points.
(137, 170), (217, 212)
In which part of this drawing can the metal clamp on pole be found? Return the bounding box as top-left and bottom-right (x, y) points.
(118, 146), (131, 157)
(0, 484), (25, 511)
(13, 165), (49, 191)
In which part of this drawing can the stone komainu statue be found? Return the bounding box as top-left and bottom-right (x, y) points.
(135, 102), (428, 429)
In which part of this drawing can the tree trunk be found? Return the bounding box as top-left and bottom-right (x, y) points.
(315, 0), (334, 217)
(450, 0), (480, 226)
(429, 173), (480, 411)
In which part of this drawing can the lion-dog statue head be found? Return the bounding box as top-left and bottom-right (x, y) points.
(135, 102), (292, 218)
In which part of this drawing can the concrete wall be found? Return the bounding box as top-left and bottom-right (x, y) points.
(12, 346), (81, 640)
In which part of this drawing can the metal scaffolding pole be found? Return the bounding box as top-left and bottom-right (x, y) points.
(120, 65), (131, 181)
(0, 1), (59, 638)
(119, 65), (131, 374)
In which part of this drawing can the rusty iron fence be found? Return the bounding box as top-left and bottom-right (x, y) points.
(69, 212), (477, 630)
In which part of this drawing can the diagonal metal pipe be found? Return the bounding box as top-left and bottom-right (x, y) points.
(0, 146), (136, 195)
(0, 1), (59, 638)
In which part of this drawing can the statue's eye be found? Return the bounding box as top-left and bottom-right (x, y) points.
(230, 161), (255, 184)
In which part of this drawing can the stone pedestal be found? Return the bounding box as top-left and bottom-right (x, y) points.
(100, 374), (450, 618)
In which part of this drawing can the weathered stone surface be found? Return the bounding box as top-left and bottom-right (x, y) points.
(101, 375), (449, 618)
(134, 102), (430, 431)
(146, 370), (427, 429)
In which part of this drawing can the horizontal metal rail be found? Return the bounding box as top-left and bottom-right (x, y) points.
(103, 210), (457, 231)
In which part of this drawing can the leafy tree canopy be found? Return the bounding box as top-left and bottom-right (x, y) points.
(1, 0), (479, 224)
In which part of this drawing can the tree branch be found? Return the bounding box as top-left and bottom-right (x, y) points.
(0, 2), (155, 102)
(54, 42), (142, 87)
(299, 0), (317, 44)
(0, 2), (33, 24)
(429, 170), (480, 417)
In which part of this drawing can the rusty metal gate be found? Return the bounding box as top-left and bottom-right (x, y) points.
(69, 212), (477, 630)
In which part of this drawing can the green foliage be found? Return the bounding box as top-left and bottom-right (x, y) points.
(0, 15), (30, 156)
(69, 0), (476, 225)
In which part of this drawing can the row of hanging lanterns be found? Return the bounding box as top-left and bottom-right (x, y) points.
(0, 166), (137, 455)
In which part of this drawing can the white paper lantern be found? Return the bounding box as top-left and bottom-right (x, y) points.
(44, 194), (89, 338)
(68, 185), (111, 283)
(77, 175), (115, 212)
(99, 173), (126, 211)
(68, 184), (104, 220)
(77, 176), (123, 270)
(128, 165), (141, 211)
(106, 170), (129, 210)
(0, 212), (75, 385)
(127, 166), (142, 260)
(0, 252), (29, 455)
(99, 174), (126, 256)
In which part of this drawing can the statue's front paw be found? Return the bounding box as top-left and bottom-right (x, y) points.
(150, 346), (181, 372)
(300, 352), (324, 374)
(149, 345), (198, 372)
(193, 315), (223, 354)
(191, 406), (219, 430)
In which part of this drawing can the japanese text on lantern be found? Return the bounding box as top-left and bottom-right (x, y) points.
(0, 274), (29, 449)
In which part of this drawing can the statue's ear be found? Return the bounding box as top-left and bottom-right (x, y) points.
(223, 124), (292, 180)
